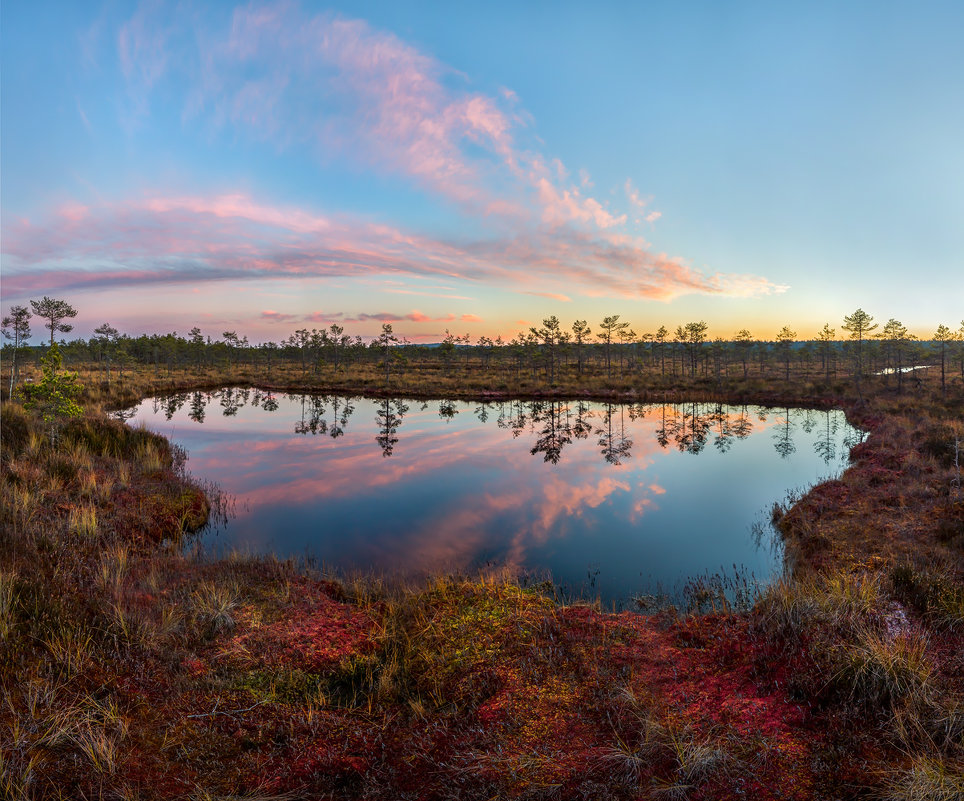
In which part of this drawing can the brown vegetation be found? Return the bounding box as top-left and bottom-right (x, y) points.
(1, 349), (963, 798)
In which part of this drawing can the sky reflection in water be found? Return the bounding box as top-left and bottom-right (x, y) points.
(125, 390), (862, 604)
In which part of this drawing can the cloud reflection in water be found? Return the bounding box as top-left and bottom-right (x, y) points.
(126, 391), (861, 603)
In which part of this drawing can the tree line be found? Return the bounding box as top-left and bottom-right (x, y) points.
(4, 297), (964, 395)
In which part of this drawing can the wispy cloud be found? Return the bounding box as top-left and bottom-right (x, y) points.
(113, 2), (661, 234)
(1, 2), (789, 307)
(524, 290), (572, 303)
(385, 288), (475, 300)
(260, 309), (297, 323)
(625, 179), (662, 224)
(345, 311), (459, 324)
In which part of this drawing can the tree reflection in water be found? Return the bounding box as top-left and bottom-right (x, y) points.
(773, 407), (797, 460)
(128, 392), (864, 603)
(375, 399), (409, 457)
(597, 403), (633, 465)
(139, 391), (866, 468)
(530, 400), (572, 464)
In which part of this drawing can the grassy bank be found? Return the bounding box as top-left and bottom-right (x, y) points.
(1, 363), (962, 798)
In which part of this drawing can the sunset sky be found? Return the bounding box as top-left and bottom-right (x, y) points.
(2, 1), (962, 343)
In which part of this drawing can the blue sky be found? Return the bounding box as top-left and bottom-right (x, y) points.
(2, 0), (962, 342)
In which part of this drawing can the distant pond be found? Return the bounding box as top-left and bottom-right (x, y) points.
(123, 390), (863, 605)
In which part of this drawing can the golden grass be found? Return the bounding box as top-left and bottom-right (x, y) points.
(191, 579), (240, 638)
(98, 543), (129, 595)
(0, 570), (17, 639)
(835, 627), (933, 711)
(68, 504), (98, 538)
(881, 755), (964, 801)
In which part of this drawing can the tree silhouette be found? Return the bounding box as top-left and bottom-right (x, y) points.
(842, 308), (878, 387)
(683, 321), (708, 376)
(2, 305), (32, 397)
(735, 329), (753, 378)
(571, 320), (591, 376)
(377, 323), (399, 384)
(776, 326), (796, 381)
(31, 296), (77, 347)
(654, 325), (668, 375)
(816, 324), (836, 381)
(934, 324), (953, 395)
(617, 325), (637, 374)
(959, 321), (964, 382)
(879, 319), (912, 394)
(531, 316), (562, 383)
(597, 315), (629, 378)
(189, 327), (206, 372)
(93, 323), (119, 385)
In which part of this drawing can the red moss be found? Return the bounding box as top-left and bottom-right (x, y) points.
(221, 578), (376, 672)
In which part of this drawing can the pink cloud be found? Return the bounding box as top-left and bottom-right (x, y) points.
(1, 193), (787, 304)
(128, 3), (661, 236)
(303, 311), (345, 324)
(535, 176), (626, 230)
(188, 6), (520, 210)
(59, 3), (793, 308)
(625, 180), (662, 225)
(260, 310), (297, 323)
(460, 313), (482, 323)
(59, 203), (90, 222)
(337, 310), (459, 324)
(385, 288), (474, 300)
(523, 291), (572, 303)
(117, 1), (170, 89)
(625, 179), (647, 210)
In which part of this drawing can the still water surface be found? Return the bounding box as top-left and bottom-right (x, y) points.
(125, 390), (862, 604)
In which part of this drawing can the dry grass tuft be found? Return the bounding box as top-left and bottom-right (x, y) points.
(835, 627), (933, 711)
(880, 755), (964, 801)
(68, 504), (98, 538)
(0, 571), (18, 639)
(191, 580), (240, 638)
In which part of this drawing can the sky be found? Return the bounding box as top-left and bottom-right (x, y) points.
(2, 0), (962, 344)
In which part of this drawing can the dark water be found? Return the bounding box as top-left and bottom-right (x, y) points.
(124, 390), (862, 605)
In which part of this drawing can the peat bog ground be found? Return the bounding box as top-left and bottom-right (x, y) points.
(2, 361), (963, 799)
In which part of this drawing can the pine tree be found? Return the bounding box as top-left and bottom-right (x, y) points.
(18, 343), (84, 443)
(30, 297), (77, 347)
(2, 305), (32, 396)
